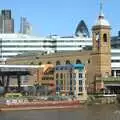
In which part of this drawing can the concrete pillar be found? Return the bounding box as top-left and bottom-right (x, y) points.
(2, 75), (5, 86)
(114, 70), (117, 77)
(0, 75), (3, 86)
(17, 75), (21, 92)
(5, 75), (10, 93)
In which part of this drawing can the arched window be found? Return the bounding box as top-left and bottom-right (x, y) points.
(56, 73), (59, 79)
(88, 59), (90, 64)
(103, 33), (107, 42)
(76, 59), (82, 64)
(38, 61), (42, 65)
(56, 61), (61, 65)
(60, 73), (63, 79)
(30, 62), (34, 65)
(47, 61), (51, 64)
(66, 60), (71, 64)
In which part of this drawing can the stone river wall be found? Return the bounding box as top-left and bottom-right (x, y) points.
(87, 94), (118, 104)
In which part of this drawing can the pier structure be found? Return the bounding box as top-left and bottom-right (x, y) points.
(0, 65), (42, 92)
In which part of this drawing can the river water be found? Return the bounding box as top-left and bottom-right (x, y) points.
(1, 104), (120, 120)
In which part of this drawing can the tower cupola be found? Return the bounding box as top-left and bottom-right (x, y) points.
(95, 0), (110, 26)
(91, 0), (111, 91)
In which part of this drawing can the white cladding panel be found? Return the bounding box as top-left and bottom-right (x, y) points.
(0, 34), (93, 59)
(0, 33), (120, 64)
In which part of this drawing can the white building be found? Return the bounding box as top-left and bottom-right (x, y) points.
(55, 64), (87, 99)
(72, 64), (87, 99)
(0, 33), (91, 60)
(0, 31), (120, 77)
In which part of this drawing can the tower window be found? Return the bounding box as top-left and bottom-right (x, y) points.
(76, 59), (82, 64)
(56, 60), (60, 65)
(88, 59), (90, 64)
(66, 60), (71, 64)
(103, 33), (107, 42)
(96, 32), (100, 41)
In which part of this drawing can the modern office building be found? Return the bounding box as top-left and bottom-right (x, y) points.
(20, 17), (32, 34)
(0, 31), (120, 65)
(3, 19), (14, 33)
(0, 9), (14, 33)
(1, 10), (11, 19)
(0, 33), (92, 61)
(0, 16), (3, 33)
(75, 20), (90, 37)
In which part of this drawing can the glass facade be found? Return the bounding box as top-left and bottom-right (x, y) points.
(75, 20), (90, 37)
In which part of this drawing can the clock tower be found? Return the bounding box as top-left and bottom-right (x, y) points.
(91, 0), (111, 91)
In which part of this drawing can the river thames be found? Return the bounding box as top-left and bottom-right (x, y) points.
(0, 104), (120, 120)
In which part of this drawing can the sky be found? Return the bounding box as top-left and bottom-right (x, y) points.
(0, 0), (119, 36)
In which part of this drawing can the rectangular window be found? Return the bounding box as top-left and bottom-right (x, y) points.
(79, 87), (83, 92)
(56, 67), (59, 70)
(79, 80), (82, 85)
(70, 73), (72, 78)
(70, 80), (72, 86)
(60, 85), (63, 90)
(74, 87), (76, 90)
(74, 80), (76, 85)
(111, 70), (114, 76)
(60, 80), (63, 85)
(56, 80), (58, 85)
(116, 70), (120, 76)
(73, 73), (76, 78)
(79, 73), (83, 78)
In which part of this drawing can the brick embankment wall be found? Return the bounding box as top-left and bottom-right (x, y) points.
(0, 100), (80, 111)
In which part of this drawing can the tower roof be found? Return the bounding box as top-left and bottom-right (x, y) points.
(95, 0), (110, 26)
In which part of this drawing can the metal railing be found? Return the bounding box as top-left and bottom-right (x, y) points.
(96, 76), (120, 82)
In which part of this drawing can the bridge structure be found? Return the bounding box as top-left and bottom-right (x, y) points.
(0, 65), (43, 92)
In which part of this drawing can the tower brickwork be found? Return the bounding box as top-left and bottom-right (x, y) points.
(87, 1), (111, 92)
(92, 25), (111, 78)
